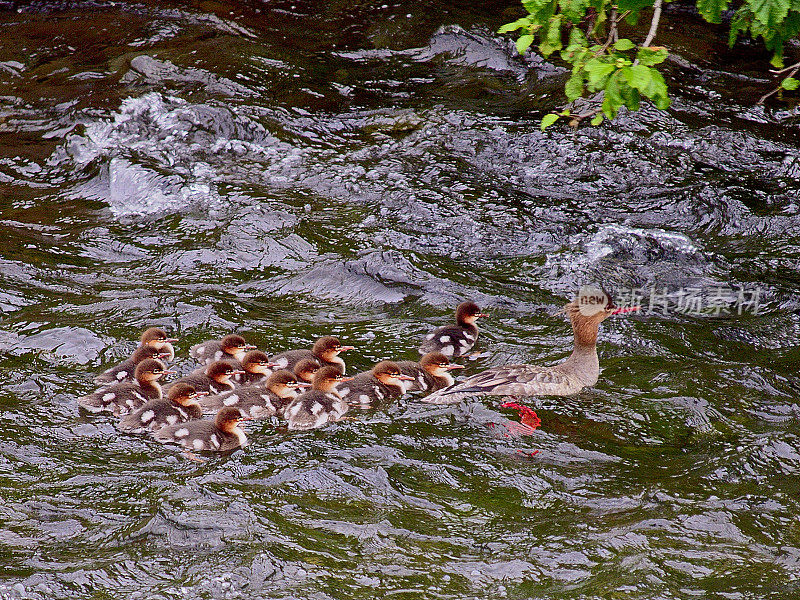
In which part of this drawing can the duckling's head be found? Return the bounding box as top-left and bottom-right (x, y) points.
(131, 345), (168, 363)
(312, 365), (353, 392)
(141, 328), (178, 350)
(220, 334), (256, 361)
(293, 358), (320, 383)
(206, 361), (243, 384)
(455, 302), (487, 326)
(266, 369), (305, 399)
(241, 350), (277, 375)
(313, 336), (354, 362)
(419, 352), (464, 378)
(215, 406), (246, 432)
(371, 361), (414, 388)
(167, 383), (206, 406)
(135, 358), (175, 383)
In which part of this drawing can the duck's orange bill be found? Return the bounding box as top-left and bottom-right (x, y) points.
(445, 364), (466, 370)
(475, 313), (489, 318)
(338, 376), (354, 382)
(396, 374), (415, 381)
(338, 346), (355, 352)
(161, 369), (178, 375)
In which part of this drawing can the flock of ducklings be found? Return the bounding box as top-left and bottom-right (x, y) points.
(79, 302), (486, 453)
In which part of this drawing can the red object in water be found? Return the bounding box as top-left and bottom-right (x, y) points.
(500, 401), (542, 430)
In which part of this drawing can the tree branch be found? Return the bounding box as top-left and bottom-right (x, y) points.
(642, 0), (663, 48)
(758, 62), (800, 105)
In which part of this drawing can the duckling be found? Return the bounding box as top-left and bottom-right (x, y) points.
(167, 360), (243, 395)
(154, 406), (248, 452)
(293, 358), (321, 384)
(199, 370), (307, 418)
(285, 366), (353, 430)
(271, 336), (354, 374)
(336, 361), (414, 408)
(397, 352), (465, 393)
(94, 327), (177, 384)
(419, 302), (487, 357)
(235, 350), (279, 386)
(118, 383), (205, 433)
(94, 345), (171, 385)
(190, 334), (256, 366)
(79, 359), (175, 416)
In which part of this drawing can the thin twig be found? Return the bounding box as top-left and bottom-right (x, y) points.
(642, 0), (663, 48)
(758, 63), (800, 105)
(770, 59), (800, 75)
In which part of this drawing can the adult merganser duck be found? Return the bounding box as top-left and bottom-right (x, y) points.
(285, 365), (353, 430)
(271, 336), (354, 374)
(397, 352), (465, 393)
(336, 361), (414, 408)
(419, 302), (488, 357)
(234, 350), (279, 386)
(198, 370), (307, 418)
(167, 360), (243, 395)
(423, 293), (637, 404)
(154, 406), (248, 452)
(79, 358), (175, 416)
(94, 327), (177, 384)
(293, 358), (321, 384)
(118, 383), (205, 433)
(190, 334), (256, 365)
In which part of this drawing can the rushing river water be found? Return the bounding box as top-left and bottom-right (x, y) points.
(1, 1), (800, 598)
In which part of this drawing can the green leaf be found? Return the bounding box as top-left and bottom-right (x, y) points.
(604, 72), (623, 114)
(614, 38), (636, 51)
(637, 46), (668, 66)
(498, 17), (532, 33)
(591, 113), (604, 126)
(781, 76), (800, 90)
(568, 27), (588, 47)
(516, 34), (535, 54)
(585, 59), (616, 90)
(565, 73), (585, 100)
(750, 0), (790, 29)
(560, 0), (588, 22)
(619, 80), (641, 111)
(622, 64), (654, 94)
(697, 0), (731, 23)
(541, 113), (560, 130)
(539, 15), (563, 56)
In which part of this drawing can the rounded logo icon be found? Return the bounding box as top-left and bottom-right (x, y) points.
(577, 285), (610, 316)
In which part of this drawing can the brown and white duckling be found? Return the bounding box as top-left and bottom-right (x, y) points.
(118, 383), (205, 433)
(190, 334), (256, 366)
(233, 350), (279, 386)
(154, 406), (248, 452)
(423, 292), (638, 404)
(95, 345), (172, 386)
(336, 361), (414, 408)
(293, 358), (321, 384)
(285, 366), (353, 431)
(79, 358), (175, 416)
(167, 360), (243, 395)
(94, 327), (177, 384)
(199, 370), (307, 419)
(397, 352), (465, 393)
(419, 301), (488, 357)
(271, 336), (354, 374)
